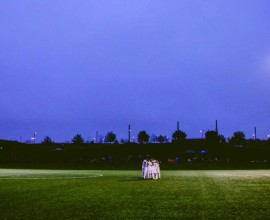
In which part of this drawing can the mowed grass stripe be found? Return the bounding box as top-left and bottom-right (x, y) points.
(0, 169), (270, 219)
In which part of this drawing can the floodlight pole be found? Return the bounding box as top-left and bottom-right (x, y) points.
(34, 132), (37, 144)
(128, 124), (131, 143)
(200, 130), (205, 139)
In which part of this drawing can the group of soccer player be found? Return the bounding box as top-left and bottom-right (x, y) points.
(142, 157), (161, 179)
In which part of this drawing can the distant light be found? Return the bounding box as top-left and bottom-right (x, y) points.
(201, 150), (208, 154)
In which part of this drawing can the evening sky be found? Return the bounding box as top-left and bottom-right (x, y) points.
(1, 1), (270, 142)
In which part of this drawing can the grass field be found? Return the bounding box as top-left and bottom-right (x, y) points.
(0, 169), (270, 219)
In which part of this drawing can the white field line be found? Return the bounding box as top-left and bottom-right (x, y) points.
(0, 174), (103, 180)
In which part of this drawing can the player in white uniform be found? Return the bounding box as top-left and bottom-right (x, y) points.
(142, 159), (148, 179)
(151, 160), (157, 179)
(156, 160), (161, 179)
(148, 160), (154, 179)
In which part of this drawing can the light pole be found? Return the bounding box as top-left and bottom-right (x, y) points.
(31, 132), (37, 144)
(128, 124), (131, 143)
(200, 130), (205, 139)
(34, 132), (37, 143)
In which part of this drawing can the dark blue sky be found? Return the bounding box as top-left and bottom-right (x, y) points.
(1, 1), (270, 142)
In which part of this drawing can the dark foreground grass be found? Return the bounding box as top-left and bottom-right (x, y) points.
(0, 170), (270, 220)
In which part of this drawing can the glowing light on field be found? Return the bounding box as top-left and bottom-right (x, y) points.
(0, 169), (103, 179)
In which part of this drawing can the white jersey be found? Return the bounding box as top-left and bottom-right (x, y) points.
(152, 160), (160, 179)
(142, 160), (148, 178)
(155, 161), (160, 178)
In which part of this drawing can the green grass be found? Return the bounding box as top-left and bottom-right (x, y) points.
(0, 169), (270, 219)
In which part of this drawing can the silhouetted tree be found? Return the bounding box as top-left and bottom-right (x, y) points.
(157, 135), (165, 143)
(72, 134), (84, 144)
(164, 136), (169, 143)
(219, 135), (227, 143)
(150, 134), (158, 143)
(42, 136), (53, 144)
(137, 131), (150, 144)
(229, 131), (246, 146)
(205, 130), (219, 143)
(105, 131), (116, 144)
(120, 138), (125, 144)
(172, 130), (187, 143)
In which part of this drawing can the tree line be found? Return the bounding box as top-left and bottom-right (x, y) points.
(42, 129), (269, 145)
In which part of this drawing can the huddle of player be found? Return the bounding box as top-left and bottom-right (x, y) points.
(142, 157), (161, 180)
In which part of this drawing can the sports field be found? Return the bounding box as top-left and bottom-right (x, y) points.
(0, 169), (270, 219)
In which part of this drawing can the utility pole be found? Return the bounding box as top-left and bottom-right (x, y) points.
(200, 130), (204, 139)
(177, 121), (179, 131)
(128, 124), (131, 143)
(33, 132), (37, 144)
(215, 120), (218, 134)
